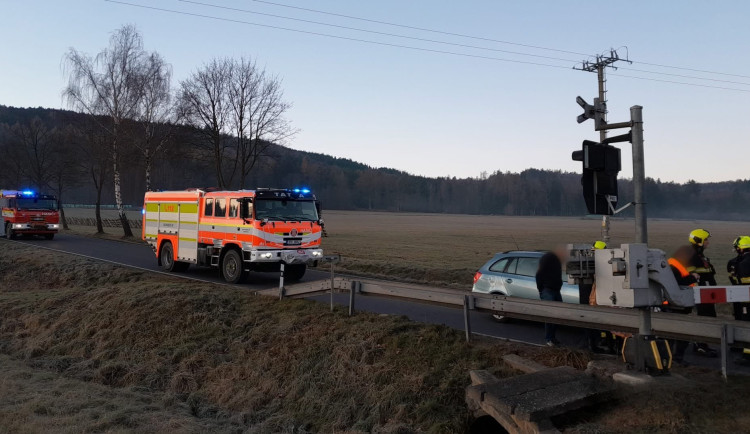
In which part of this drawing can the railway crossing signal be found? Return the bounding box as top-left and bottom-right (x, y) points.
(571, 140), (621, 215)
(576, 96), (606, 130)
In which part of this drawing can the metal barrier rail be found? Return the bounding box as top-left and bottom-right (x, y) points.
(275, 277), (750, 377)
(65, 217), (143, 229)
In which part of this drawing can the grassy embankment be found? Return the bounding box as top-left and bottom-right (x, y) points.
(2, 241), (750, 432)
(0, 241), (566, 433)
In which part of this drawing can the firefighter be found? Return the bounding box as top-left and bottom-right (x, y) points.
(732, 236), (750, 365)
(667, 245), (700, 365)
(687, 229), (719, 357)
(729, 236), (750, 321)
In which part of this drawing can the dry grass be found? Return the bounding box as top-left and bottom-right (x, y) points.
(317, 211), (750, 288)
(4, 235), (750, 432)
(2, 241), (559, 433)
(0, 354), (236, 434)
(562, 372), (750, 433)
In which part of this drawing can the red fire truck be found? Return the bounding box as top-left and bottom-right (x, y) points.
(0, 190), (61, 240)
(142, 188), (324, 283)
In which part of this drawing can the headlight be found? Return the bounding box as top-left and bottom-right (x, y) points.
(312, 251), (322, 257)
(48, 224), (59, 229)
(261, 253), (273, 259)
(12, 224), (26, 229)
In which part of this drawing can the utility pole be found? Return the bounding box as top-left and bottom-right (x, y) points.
(575, 50), (631, 245)
(630, 105), (647, 244)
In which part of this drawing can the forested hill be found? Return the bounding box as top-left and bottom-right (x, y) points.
(1, 105), (749, 221)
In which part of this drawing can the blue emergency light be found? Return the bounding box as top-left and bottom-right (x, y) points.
(21, 190), (34, 196)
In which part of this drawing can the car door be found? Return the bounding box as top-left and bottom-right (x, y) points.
(503, 256), (541, 300)
(478, 257), (513, 294)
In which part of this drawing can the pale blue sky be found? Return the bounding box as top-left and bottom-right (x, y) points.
(1, 0), (748, 183)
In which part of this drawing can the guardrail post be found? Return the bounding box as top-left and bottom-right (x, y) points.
(279, 263), (285, 300)
(635, 308), (652, 372)
(349, 281), (357, 316)
(464, 295), (472, 343)
(721, 324), (728, 381)
(330, 261), (335, 312)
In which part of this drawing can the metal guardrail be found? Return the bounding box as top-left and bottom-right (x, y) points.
(64, 204), (136, 210)
(65, 217), (143, 229)
(272, 277), (750, 377)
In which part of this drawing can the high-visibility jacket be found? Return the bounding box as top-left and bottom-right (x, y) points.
(669, 258), (698, 287)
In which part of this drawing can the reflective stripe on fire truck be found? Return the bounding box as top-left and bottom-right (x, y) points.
(196, 223), (321, 246)
(144, 201), (200, 263)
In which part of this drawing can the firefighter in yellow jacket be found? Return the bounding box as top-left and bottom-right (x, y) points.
(729, 237), (750, 321)
(687, 229), (718, 357)
(730, 236), (750, 364)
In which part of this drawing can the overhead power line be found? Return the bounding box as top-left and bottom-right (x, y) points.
(104, 1), (572, 69)
(178, 0), (580, 64)
(609, 73), (750, 93)
(246, 0), (750, 81)
(105, 1), (750, 93)
(245, 0), (590, 57)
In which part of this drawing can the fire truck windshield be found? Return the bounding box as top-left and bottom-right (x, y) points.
(16, 197), (58, 210)
(254, 199), (318, 222)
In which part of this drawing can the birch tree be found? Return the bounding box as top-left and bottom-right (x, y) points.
(63, 24), (151, 237)
(134, 52), (173, 191)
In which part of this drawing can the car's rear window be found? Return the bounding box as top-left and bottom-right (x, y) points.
(489, 258), (511, 272)
(515, 257), (539, 277)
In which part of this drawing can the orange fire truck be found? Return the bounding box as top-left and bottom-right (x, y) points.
(0, 190), (61, 240)
(142, 188), (324, 283)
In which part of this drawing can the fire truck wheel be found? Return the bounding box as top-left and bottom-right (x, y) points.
(5, 225), (15, 240)
(160, 241), (178, 272)
(285, 264), (306, 282)
(221, 249), (246, 284)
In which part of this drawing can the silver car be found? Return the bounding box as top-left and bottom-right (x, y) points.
(472, 251), (579, 321)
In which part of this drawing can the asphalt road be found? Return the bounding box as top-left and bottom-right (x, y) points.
(11, 232), (747, 374)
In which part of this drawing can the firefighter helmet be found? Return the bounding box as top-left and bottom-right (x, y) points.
(734, 237), (743, 250)
(738, 236), (750, 251)
(689, 229), (710, 246)
(593, 240), (607, 250)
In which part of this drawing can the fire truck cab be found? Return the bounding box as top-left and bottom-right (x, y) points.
(142, 188), (324, 283)
(0, 190), (61, 240)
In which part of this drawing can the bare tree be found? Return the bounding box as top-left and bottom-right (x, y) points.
(178, 58), (233, 189)
(47, 124), (84, 230)
(70, 117), (111, 234)
(227, 58), (294, 188)
(179, 57), (295, 189)
(134, 52), (173, 191)
(6, 117), (55, 191)
(63, 24), (151, 237)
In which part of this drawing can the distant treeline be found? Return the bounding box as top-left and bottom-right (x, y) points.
(1, 105), (749, 221)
